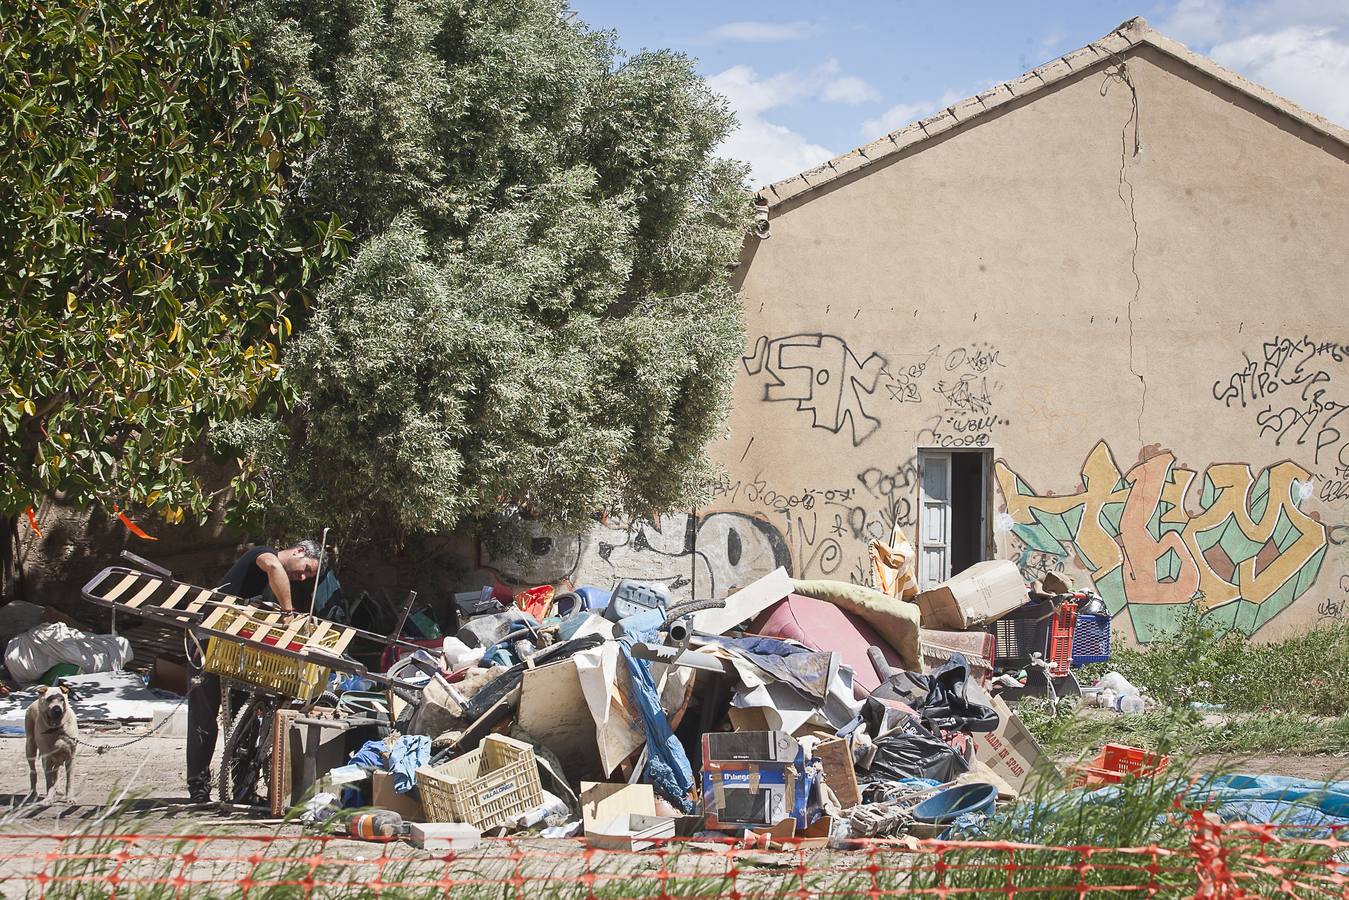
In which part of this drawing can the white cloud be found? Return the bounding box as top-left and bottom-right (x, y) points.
(1160, 0), (1235, 46)
(1210, 25), (1349, 125)
(822, 75), (881, 105)
(707, 20), (815, 42)
(860, 89), (964, 139)
(1156, 1), (1349, 127)
(706, 65), (835, 186)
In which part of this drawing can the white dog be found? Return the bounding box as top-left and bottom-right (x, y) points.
(25, 684), (79, 800)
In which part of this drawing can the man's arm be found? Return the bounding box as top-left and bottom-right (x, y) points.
(255, 552), (295, 612)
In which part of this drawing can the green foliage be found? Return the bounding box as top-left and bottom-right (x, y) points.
(0, 0), (348, 521)
(225, 0), (751, 542)
(1094, 605), (1349, 716)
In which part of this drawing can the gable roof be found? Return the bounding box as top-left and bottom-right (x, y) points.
(757, 17), (1349, 209)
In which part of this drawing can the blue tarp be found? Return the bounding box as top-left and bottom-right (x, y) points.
(1188, 774), (1349, 829)
(616, 614), (696, 813)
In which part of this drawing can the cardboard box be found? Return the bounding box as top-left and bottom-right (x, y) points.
(580, 782), (656, 835)
(915, 560), (1027, 630)
(586, 813), (676, 851)
(702, 731), (800, 765)
(150, 656), (189, 696)
(702, 760), (813, 830)
(371, 770), (425, 821)
(972, 695), (1061, 793)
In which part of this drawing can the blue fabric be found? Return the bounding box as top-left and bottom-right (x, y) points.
(387, 734), (431, 794)
(616, 619), (696, 813)
(348, 739), (387, 770)
(705, 634), (832, 701)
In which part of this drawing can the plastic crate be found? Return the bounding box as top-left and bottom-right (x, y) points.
(202, 610), (334, 701)
(1069, 743), (1170, 789)
(1071, 612), (1112, 666)
(990, 599), (1075, 670)
(416, 735), (542, 830)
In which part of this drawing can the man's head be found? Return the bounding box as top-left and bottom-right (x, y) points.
(281, 539), (322, 582)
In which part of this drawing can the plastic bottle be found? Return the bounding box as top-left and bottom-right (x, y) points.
(1114, 694), (1146, 714)
(348, 810), (408, 840)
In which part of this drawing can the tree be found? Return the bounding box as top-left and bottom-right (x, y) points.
(0, 1), (349, 527)
(227, 0), (750, 545)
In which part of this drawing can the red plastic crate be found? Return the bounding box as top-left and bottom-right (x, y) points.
(1070, 743), (1170, 789)
(1046, 601), (1077, 669)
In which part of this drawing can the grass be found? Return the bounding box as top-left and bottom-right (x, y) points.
(1083, 605), (1349, 715)
(1022, 606), (1349, 760)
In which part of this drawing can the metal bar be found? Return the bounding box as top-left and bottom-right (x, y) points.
(120, 550), (173, 579)
(382, 590), (418, 662)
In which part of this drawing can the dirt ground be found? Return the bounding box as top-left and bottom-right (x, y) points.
(1, 728), (1346, 897)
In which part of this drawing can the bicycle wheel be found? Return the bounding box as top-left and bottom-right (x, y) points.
(220, 695), (274, 807)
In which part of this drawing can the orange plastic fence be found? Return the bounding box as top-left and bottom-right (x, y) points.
(0, 818), (1343, 899)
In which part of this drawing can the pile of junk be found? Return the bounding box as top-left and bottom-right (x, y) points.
(66, 527), (1140, 852)
(249, 526), (1133, 851)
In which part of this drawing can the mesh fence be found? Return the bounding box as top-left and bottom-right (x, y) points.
(0, 816), (1345, 899)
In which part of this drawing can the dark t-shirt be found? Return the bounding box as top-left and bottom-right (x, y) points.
(219, 546), (277, 599)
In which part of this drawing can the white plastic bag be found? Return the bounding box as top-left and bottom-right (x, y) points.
(4, 622), (132, 683)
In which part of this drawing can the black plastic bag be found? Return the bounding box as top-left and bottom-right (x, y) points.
(859, 729), (970, 784)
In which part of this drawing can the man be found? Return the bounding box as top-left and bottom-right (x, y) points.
(186, 540), (322, 803)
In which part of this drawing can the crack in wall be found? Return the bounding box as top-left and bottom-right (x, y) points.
(1102, 59), (1145, 445)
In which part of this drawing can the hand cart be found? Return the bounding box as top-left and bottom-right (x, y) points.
(82, 552), (426, 814)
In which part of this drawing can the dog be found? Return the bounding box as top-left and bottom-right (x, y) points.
(25, 683), (79, 800)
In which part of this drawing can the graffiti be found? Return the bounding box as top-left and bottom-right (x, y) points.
(742, 334), (887, 446)
(822, 458), (918, 544)
(1319, 464), (1349, 503)
(1318, 576), (1349, 621)
(1214, 335), (1349, 469)
(933, 375), (1000, 415)
(480, 510), (794, 601)
(996, 441), (1328, 640)
(878, 343), (1006, 412)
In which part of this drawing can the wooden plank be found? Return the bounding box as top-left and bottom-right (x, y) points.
(101, 573), (141, 603)
(272, 617), (308, 653)
(306, 619), (334, 651)
(125, 579), (161, 609)
(185, 588), (215, 615)
(158, 583), (192, 611)
(689, 567), (794, 635)
(250, 609), (283, 645)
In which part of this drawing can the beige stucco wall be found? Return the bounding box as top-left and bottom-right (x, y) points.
(701, 45), (1349, 643)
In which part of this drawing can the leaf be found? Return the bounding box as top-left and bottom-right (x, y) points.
(66, 291), (76, 312)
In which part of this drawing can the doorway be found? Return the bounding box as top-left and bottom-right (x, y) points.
(917, 449), (992, 589)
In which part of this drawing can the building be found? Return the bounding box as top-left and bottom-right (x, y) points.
(498, 18), (1349, 644)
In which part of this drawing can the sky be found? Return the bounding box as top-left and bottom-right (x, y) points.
(568, 0), (1349, 187)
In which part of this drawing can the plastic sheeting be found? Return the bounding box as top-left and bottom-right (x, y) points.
(616, 619), (696, 813)
(4, 622), (131, 683)
(1189, 774), (1349, 829)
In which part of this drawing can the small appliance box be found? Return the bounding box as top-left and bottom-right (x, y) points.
(915, 560), (1027, 630)
(701, 731), (815, 830)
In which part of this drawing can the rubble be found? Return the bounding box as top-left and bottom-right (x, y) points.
(59, 527), (1170, 848)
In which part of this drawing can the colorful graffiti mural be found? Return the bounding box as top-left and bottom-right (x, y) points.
(996, 441), (1328, 641)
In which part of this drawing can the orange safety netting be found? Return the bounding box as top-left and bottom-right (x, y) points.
(0, 819), (1344, 899)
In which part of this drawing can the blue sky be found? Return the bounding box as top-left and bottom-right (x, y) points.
(569, 1), (1349, 186)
